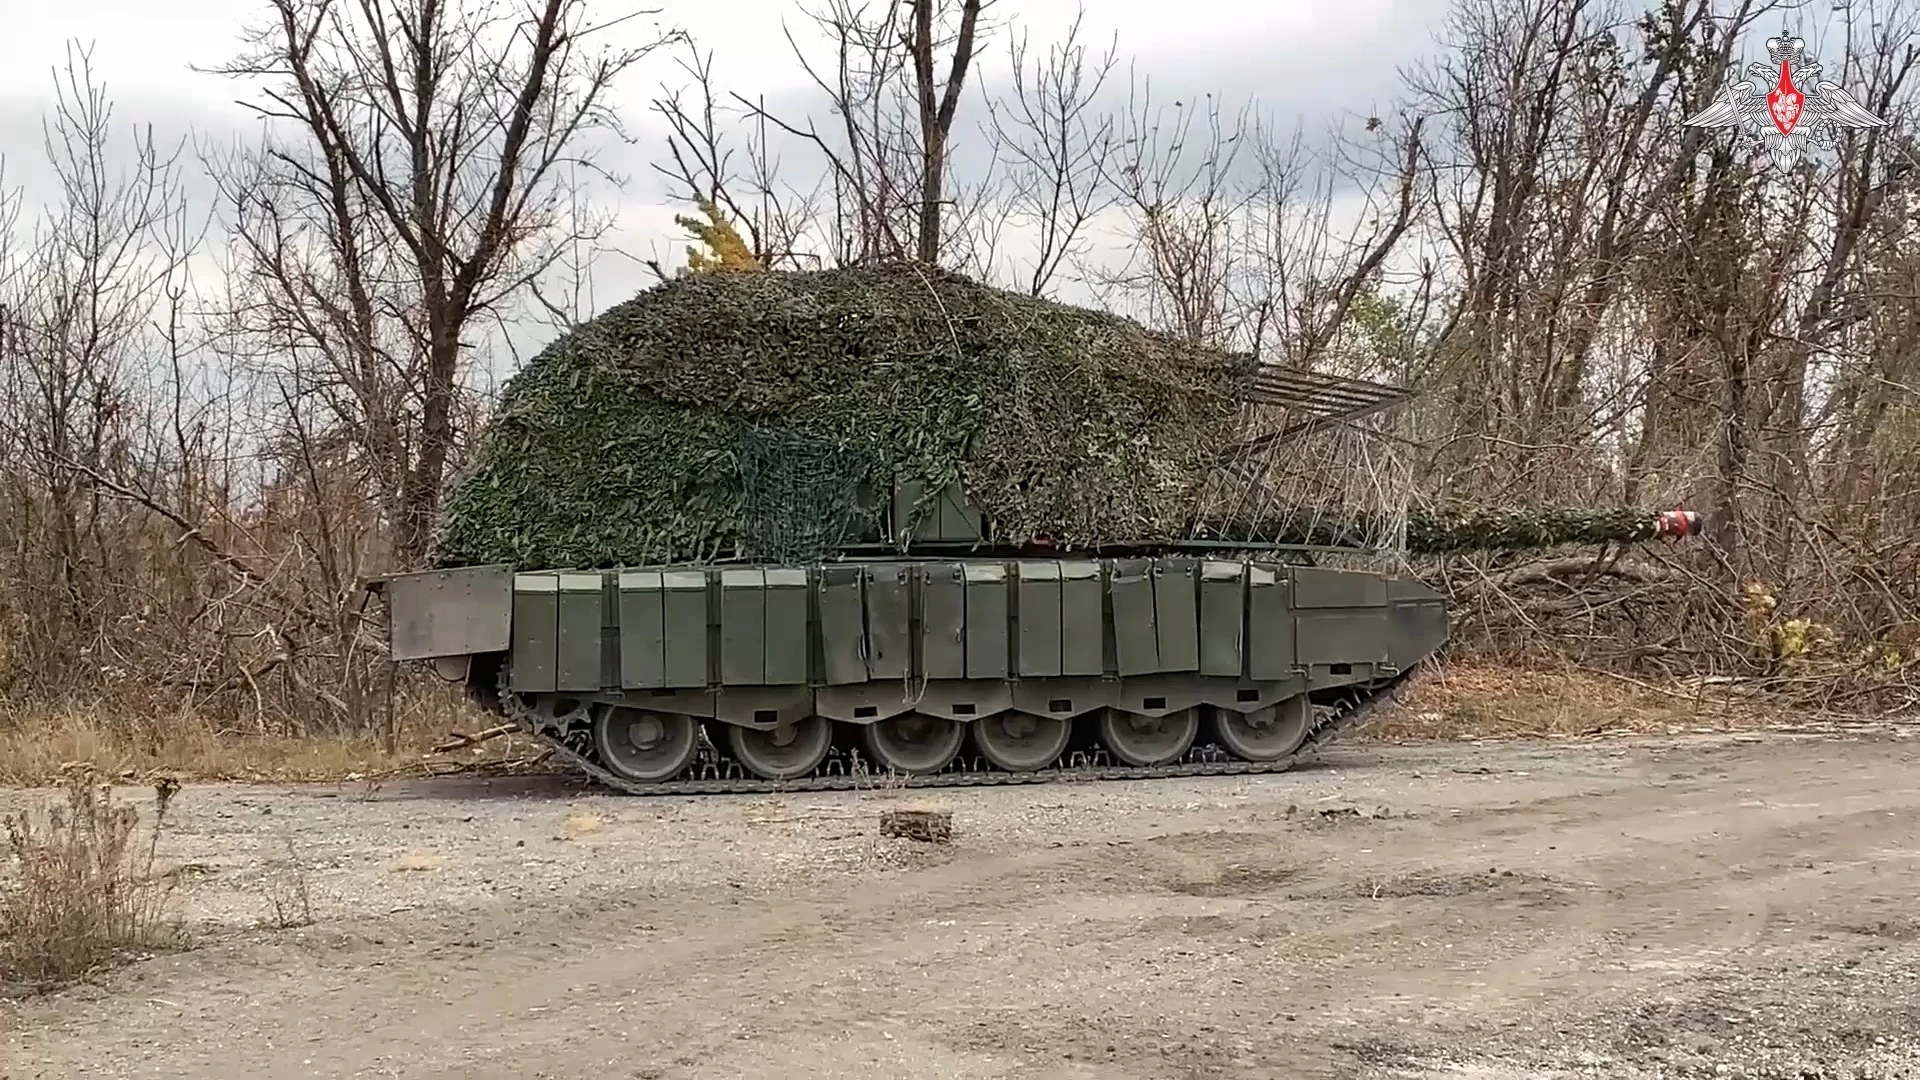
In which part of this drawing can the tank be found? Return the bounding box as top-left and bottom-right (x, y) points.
(370, 462), (1703, 797)
(367, 268), (1706, 794)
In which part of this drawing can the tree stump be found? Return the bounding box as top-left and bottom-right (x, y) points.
(879, 807), (952, 843)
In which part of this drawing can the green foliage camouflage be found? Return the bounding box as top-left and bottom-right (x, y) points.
(1219, 507), (1691, 554)
(434, 265), (1253, 569)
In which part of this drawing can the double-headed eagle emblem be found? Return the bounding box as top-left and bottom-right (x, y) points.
(1683, 36), (1888, 169)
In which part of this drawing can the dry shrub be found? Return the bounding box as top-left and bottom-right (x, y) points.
(1428, 546), (1920, 719)
(0, 770), (182, 988)
(258, 835), (315, 930)
(0, 698), (479, 787)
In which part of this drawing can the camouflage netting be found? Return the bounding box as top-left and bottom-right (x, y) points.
(434, 265), (1253, 569)
(1214, 507), (1699, 554)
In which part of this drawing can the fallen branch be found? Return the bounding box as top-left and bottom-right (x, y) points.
(431, 724), (514, 753)
(418, 747), (556, 778)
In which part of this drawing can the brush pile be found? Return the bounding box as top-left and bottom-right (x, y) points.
(434, 265), (1253, 569)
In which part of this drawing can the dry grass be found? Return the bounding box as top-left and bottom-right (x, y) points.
(1, 770), (183, 990)
(1364, 659), (1793, 741)
(258, 835), (315, 930)
(0, 662), (1817, 799)
(0, 704), (526, 788)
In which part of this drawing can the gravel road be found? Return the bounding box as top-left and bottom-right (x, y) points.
(4, 732), (1920, 1079)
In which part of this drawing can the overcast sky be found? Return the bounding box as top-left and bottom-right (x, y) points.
(0, 0), (1441, 293)
(0, 0), (1437, 119)
(0, 0), (1860, 375)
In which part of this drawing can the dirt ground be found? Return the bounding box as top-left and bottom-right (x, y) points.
(4, 731), (1920, 1079)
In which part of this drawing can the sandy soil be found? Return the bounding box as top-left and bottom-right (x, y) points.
(4, 731), (1920, 1079)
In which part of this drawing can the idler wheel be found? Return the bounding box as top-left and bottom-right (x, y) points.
(593, 705), (700, 783)
(1210, 695), (1313, 762)
(725, 716), (833, 781)
(971, 711), (1072, 772)
(1097, 706), (1199, 766)
(863, 712), (967, 776)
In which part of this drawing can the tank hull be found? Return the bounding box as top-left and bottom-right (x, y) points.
(378, 555), (1448, 794)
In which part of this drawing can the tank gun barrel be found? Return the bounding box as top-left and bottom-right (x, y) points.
(1653, 509), (1705, 539)
(1404, 506), (1706, 553)
(1199, 507), (1708, 554)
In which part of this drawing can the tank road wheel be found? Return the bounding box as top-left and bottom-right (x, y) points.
(972, 711), (1072, 772)
(1098, 707), (1200, 767)
(725, 717), (833, 781)
(593, 706), (700, 783)
(1211, 695), (1313, 763)
(863, 712), (967, 776)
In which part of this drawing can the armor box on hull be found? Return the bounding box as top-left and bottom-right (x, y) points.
(377, 554), (1448, 791)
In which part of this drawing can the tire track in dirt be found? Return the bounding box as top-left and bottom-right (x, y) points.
(292, 761), (1920, 1075)
(12, 827), (1220, 1077)
(6, 735), (1919, 1080)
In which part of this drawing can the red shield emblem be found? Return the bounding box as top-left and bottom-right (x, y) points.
(1767, 60), (1804, 135)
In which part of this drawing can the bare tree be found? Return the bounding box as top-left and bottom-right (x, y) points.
(0, 45), (197, 695)
(906, 0), (990, 262)
(11, 0), (1920, 747)
(1078, 66), (1429, 375)
(730, 0), (996, 268)
(206, 0), (682, 565)
(1399, 0), (1778, 501)
(1092, 80), (1254, 345)
(978, 7), (1118, 296)
(1235, 113), (1426, 373)
(649, 42), (828, 271)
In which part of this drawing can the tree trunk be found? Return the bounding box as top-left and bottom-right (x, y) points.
(395, 327), (460, 567)
(908, 0), (983, 266)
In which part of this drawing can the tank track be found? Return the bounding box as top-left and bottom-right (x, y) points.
(498, 668), (1422, 797)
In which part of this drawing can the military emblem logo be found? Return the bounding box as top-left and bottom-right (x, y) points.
(1683, 36), (1887, 169)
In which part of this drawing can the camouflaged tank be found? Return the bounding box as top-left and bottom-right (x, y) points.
(369, 362), (1701, 796)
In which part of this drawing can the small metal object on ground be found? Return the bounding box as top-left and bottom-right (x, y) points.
(880, 807), (953, 843)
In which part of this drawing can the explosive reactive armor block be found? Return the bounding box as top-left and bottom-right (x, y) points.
(386, 556), (1445, 726)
